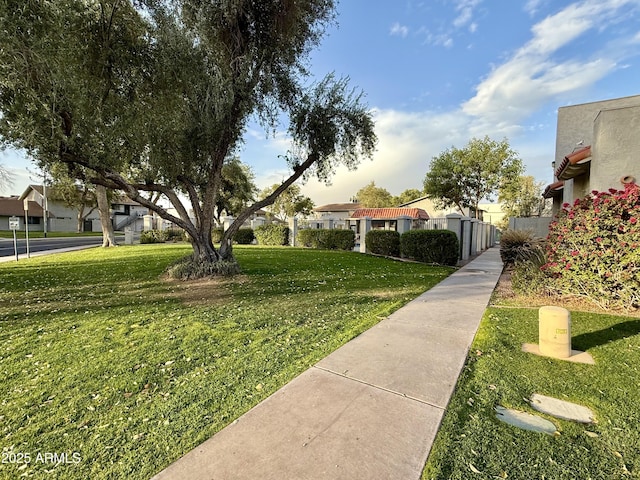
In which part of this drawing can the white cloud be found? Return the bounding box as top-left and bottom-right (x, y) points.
(524, 0), (546, 16)
(453, 0), (483, 28)
(463, 0), (634, 124)
(390, 22), (409, 38)
(293, 108), (479, 205)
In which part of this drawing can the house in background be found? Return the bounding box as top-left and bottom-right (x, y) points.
(0, 195), (46, 231)
(399, 195), (485, 220)
(349, 207), (429, 232)
(310, 202), (361, 229)
(543, 94), (640, 211)
(1, 185), (148, 232)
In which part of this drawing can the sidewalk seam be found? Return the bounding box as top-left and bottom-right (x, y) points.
(312, 365), (448, 411)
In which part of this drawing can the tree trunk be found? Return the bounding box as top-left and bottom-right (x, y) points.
(77, 204), (85, 233)
(190, 231), (221, 263)
(96, 184), (117, 247)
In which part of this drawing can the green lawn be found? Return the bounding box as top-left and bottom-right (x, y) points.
(0, 244), (453, 479)
(423, 306), (640, 479)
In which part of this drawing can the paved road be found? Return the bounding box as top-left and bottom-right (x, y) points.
(0, 236), (121, 259)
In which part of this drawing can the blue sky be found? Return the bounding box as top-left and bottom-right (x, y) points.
(3, 0), (640, 207)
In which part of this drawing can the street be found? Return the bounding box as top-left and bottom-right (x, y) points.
(0, 235), (122, 259)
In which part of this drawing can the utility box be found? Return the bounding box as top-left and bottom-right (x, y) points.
(124, 227), (134, 245)
(539, 306), (571, 358)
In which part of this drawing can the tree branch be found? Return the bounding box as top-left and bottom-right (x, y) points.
(221, 152), (318, 248)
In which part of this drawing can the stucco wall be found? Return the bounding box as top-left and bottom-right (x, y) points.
(555, 94), (640, 204)
(591, 104), (640, 193)
(555, 94), (640, 165)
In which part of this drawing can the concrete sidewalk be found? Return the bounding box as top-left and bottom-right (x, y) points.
(152, 247), (504, 480)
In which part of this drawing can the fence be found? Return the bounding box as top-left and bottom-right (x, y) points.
(508, 217), (552, 238)
(288, 214), (497, 264)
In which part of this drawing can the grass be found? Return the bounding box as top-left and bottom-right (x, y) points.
(0, 230), (104, 239)
(422, 305), (640, 479)
(0, 244), (453, 479)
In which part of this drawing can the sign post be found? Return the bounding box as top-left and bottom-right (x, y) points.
(23, 199), (30, 258)
(9, 216), (19, 261)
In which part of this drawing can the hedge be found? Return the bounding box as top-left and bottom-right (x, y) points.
(400, 229), (459, 266)
(211, 227), (255, 244)
(234, 228), (255, 245)
(297, 229), (355, 251)
(254, 224), (290, 246)
(366, 230), (400, 257)
(139, 230), (166, 244)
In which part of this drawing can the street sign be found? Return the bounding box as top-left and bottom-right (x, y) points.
(9, 216), (20, 230)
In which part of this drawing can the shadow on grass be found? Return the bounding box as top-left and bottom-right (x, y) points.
(572, 319), (640, 351)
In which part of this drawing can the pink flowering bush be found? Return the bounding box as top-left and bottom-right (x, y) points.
(543, 183), (640, 310)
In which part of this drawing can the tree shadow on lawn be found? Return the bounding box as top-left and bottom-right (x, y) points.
(572, 319), (640, 351)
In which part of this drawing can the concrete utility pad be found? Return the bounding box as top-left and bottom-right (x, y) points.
(152, 368), (444, 480)
(522, 343), (595, 364)
(530, 393), (596, 424)
(495, 406), (558, 435)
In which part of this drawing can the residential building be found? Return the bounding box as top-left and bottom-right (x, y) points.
(400, 196), (484, 219)
(311, 202), (361, 229)
(543, 94), (640, 211)
(0, 185), (148, 232)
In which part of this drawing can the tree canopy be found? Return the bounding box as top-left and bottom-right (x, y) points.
(355, 181), (395, 207)
(0, 0), (376, 275)
(424, 136), (523, 216)
(0, 161), (13, 193)
(259, 183), (314, 221)
(499, 175), (545, 220)
(394, 188), (423, 206)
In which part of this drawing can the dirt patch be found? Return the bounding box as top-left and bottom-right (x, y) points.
(162, 275), (248, 306)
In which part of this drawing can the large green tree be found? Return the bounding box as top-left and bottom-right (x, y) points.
(499, 175), (545, 221)
(259, 183), (314, 221)
(355, 181), (394, 207)
(47, 176), (98, 233)
(394, 188), (423, 206)
(424, 136), (523, 216)
(214, 157), (258, 223)
(0, 1), (376, 274)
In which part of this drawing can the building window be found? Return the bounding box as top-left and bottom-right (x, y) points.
(27, 216), (41, 225)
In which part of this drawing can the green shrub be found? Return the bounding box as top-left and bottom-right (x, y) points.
(140, 230), (165, 244)
(255, 224), (290, 246)
(511, 247), (551, 297)
(211, 228), (224, 243)
(400, 229), (459, 266)
(297, 229), (355, 251)
(164, 228), (187, 242)
(319, 229), (355, 250)
(499, 229), (542, 267)
(166, 255), (241, 279)
(211, 227), (255, 245)
(366, 230), (400, 257)
(543, 183), (640, 310)
(234, 228), (255, 245)
(297, 229), (319, 248)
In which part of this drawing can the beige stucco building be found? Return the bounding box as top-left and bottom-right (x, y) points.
(544, 94), (640, 210)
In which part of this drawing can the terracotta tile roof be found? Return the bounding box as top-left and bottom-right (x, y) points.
(0, 197), (46, 217)
(314, 202), (361, 212)
(350, 207), (430, 220)
(542, 181), (565, 199)
(555, 145), (592, 180)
